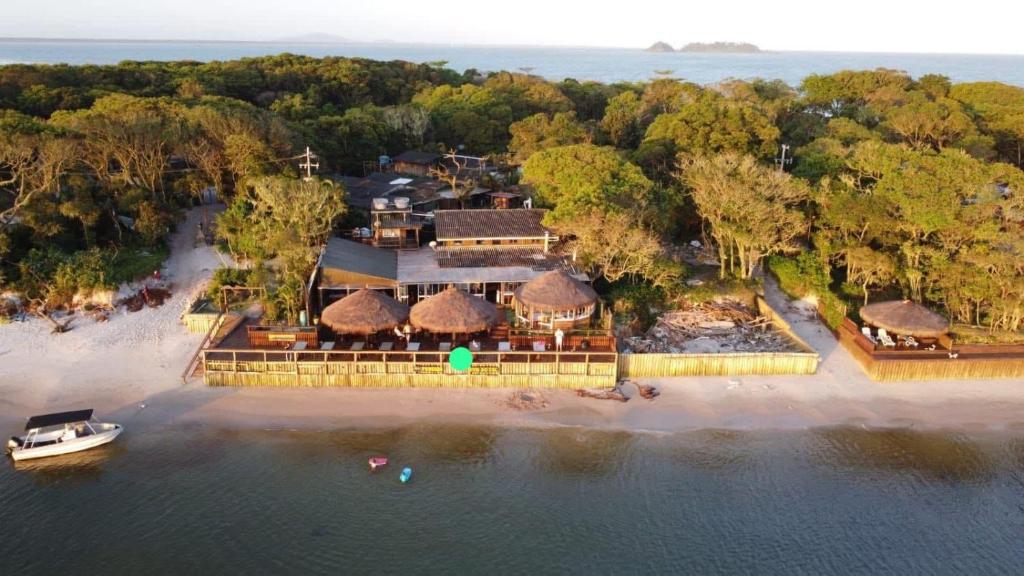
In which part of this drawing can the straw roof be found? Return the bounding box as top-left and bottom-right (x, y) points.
(860, 300), (950, 338)
(513, 270), (598, 312)
(410, 287), (499, 333)
(321, 289), (409, 335)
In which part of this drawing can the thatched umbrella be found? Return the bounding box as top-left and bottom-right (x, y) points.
(513, 270), (598, 328)
(321, 289), (409, 335)
(860, 300), (950, 338)
(410, 287), (499, 335)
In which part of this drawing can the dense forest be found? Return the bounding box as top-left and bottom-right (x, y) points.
(1, 55), (1022, 336)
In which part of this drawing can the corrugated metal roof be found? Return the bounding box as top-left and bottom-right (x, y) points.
(321, 237), (397, 281)
(435, 209), (550, 241)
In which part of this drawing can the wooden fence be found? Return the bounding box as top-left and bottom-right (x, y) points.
(618, 351), (819, 377)
(837, 318), (1024, 381)
(202, 348), (618, 388)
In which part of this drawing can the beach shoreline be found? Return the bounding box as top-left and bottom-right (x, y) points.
(2, 208), (1023, 437)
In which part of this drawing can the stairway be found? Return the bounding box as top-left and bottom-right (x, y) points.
(491, 322), (510, 340)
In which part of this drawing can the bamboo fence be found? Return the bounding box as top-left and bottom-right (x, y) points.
(202, 348), (618, 389)
(618, 351), (819, 377)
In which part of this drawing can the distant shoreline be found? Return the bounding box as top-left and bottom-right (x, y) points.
(1, 37), (1021, 57)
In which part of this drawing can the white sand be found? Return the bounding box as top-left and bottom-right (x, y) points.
(2, 211), (1023, 434)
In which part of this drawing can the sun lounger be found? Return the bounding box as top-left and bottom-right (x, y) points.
(861, 326), (877, 344)
(379, 341), (394, 351)
(350, 341), (365, 351)
(877, 329), (896, 348)
(903, 336), (918, 348)
(439, 342), (452, 352)
(532, 341), (546, 352)
(498, 341), (511, 352)
(406, 342), (420, 352)
(292, 341), (307, 351)
(320, 341), (335, 351)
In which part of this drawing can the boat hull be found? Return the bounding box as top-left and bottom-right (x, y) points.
(9, 424), (122, 461)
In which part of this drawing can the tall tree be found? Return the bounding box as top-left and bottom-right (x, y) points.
(681, 153), (810, 279)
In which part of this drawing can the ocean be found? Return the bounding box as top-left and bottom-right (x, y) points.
(2, 424), (1023, 574)
(1, 40), (1024, 85)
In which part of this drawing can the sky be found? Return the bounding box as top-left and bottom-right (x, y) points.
(1, 0), (1022, 55)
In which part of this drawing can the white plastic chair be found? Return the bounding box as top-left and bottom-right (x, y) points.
(861, 326), (877, 344)
(877, 329), (896, 347)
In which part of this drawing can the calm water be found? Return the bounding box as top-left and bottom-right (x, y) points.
(2, 424), (1023, 574)
(1, 41), (1024, 85)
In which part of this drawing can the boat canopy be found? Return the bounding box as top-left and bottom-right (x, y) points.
(25, 409), (94, 430)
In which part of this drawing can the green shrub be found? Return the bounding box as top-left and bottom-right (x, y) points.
(767, 252), (847, 330)
(106, 245), (169, 285)
(607, 282), (666, 331)
(206, 267), (255, 302)
(767, 252), (830, 298)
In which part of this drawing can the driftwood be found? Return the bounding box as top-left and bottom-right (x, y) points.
(576, 387), (629, 402)
(31, 302), (73, 334)
(624, 299), (799, 354)
(637, 384), (660, 399)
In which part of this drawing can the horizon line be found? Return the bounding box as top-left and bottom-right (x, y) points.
(0, 35), (1022, 58)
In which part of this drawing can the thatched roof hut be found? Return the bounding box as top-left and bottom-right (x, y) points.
(514, 270), (598, 312)
(860, 300), (950, 338)
(410, 287), (499, 334)
(321, 289), (409, 335)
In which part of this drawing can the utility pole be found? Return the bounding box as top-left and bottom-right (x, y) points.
(775, 144), (792, 172)
(299, 146), (319, 181)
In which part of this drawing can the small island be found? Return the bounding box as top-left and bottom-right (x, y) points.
(678, 42), (761, 53)
(645, 41), (675, 53)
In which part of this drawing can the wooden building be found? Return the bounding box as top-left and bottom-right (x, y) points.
(316, 208), (587, 315)
(391, 151), (441, 176)
(369, 197), (422, 249)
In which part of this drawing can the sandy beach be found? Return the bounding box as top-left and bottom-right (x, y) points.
(2, 208), (1023, 435)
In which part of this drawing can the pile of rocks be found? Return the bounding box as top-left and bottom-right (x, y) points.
(623, 299), (800, 354)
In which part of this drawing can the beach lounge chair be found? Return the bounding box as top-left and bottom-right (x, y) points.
(406, 342), (420, 352)
(350, 341), (365, 351)
(877, 329), (896, 348)
(861, 326), (877, 344)
(292, 341), (307, 351)
(904, 336), (918, 348)
(439, 342), (452, 352)
(498, 341), (511, 352)
(320, 341), (335, 351)
(379, 341), (394, 352)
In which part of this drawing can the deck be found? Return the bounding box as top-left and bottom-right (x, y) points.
(204, 319), (619, 388)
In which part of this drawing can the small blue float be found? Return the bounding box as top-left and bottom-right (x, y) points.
(399, 467), (413, 483)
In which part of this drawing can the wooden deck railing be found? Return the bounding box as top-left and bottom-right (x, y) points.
(836, 317), (1024, 380)
(246, 325), (319, 348)
(202, 347), (619, 388)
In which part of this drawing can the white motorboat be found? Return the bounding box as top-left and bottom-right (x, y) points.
(6, 409), (122, 462)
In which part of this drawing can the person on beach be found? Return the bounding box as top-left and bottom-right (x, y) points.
(555, 328), (564, 351)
